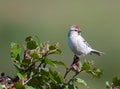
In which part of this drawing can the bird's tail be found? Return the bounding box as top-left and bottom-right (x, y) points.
(91, 50), (104, 56)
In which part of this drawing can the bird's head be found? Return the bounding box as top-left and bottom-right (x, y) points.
(70, 25), (81, 33)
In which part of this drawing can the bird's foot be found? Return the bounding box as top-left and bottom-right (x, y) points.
(71, 55), (81, 73)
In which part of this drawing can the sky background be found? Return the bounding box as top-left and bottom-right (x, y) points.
(0, 1), (120, 89)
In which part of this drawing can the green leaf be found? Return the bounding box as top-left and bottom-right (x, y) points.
(16, 54), (21, 62)
(17, 73), (24, 80)
(87, 68), (103, 78)
(52, 60), (66, 67)
(49, 45), (56, 50)
(56, 49), (62, 54)
(17, 72), (25, 79)
(11, 42), (21, 61)
(36, 72), (51, 88)
(28, 76), (44, 89)
(79, 62), (83, 69)
(35, 35), (41, 46)
(106, 81), (110, 88)
(48, 49), (62, 55)
(14, 63), (24, 73)
(74, 78), (88, 87)
(27, 40), (38, 50)
(93, 68), (103, 78)
(31, 53), (40, 59)
(25, 85), (37, 89)
(49, 68), (64, 83)
(82, 62), (91, 70)
(25, 36), (32, 42)
(21, 59), (31, 68)
(112, 77), (120, 86)
(65, 83), (78, 89)
(40, 68), (49, 76)
(44, 57), (55, 67)
(14, 82), (25, 89)
(48, 44), (62, 55)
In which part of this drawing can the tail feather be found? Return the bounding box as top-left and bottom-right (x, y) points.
(91, 50), (104, 56)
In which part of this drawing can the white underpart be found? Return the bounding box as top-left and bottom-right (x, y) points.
(68, 30), (93, 57)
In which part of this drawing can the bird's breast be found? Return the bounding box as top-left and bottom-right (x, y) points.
(68, 35), (92, 56)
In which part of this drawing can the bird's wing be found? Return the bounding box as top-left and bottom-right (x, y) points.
(80, 36), (92, 48)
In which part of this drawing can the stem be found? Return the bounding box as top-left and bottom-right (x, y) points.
(23, 77), (32, 85)
(23, 62), (43, 85)
(64, 67), (72, 79)
(67, 72), (79, 83)
(67, 70), (83, 84)
(24, 62), (35, 72)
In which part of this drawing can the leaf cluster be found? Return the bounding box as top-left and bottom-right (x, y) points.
(106, 76), (120, 89)
(81, 60), (103, 78)
(0, 36), (103, 89)
(10, 36), (65, 89)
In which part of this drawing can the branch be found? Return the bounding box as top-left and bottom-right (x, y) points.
(23, 77), (32, 85)
(67, 70), (83, 84)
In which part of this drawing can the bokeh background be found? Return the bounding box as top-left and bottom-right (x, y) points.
(0, 1), (120, 89)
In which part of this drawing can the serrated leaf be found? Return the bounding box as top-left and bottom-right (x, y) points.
(52, 61), (66, 67)
(75, 78), (88, 87)
(11, 42), (21, 61)
(44, 58), (55, 67)
(27, 40), (38, 50)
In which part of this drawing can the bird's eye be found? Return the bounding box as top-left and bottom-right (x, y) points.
(75, 30), (81, 33)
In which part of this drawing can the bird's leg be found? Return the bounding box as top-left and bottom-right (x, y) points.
(64, 55), (80, 79)
(71, 55), (81, 73)
(72, 55), (80, 65)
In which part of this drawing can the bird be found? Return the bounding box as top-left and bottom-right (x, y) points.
(68, 25), (103, 58)
(64, 25), (104, 79)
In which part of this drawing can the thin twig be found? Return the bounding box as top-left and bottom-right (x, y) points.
(64, 67), (72, 79)
(67, 70), (83, 84)
(23, 63), (42, 85)
(67, 72), (79, 84)
(24, 62), (35, 72)
(23, 77), (32, 85)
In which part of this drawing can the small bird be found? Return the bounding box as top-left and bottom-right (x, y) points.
(68, 25), (103, 58)
(64, 25), (103, 79)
